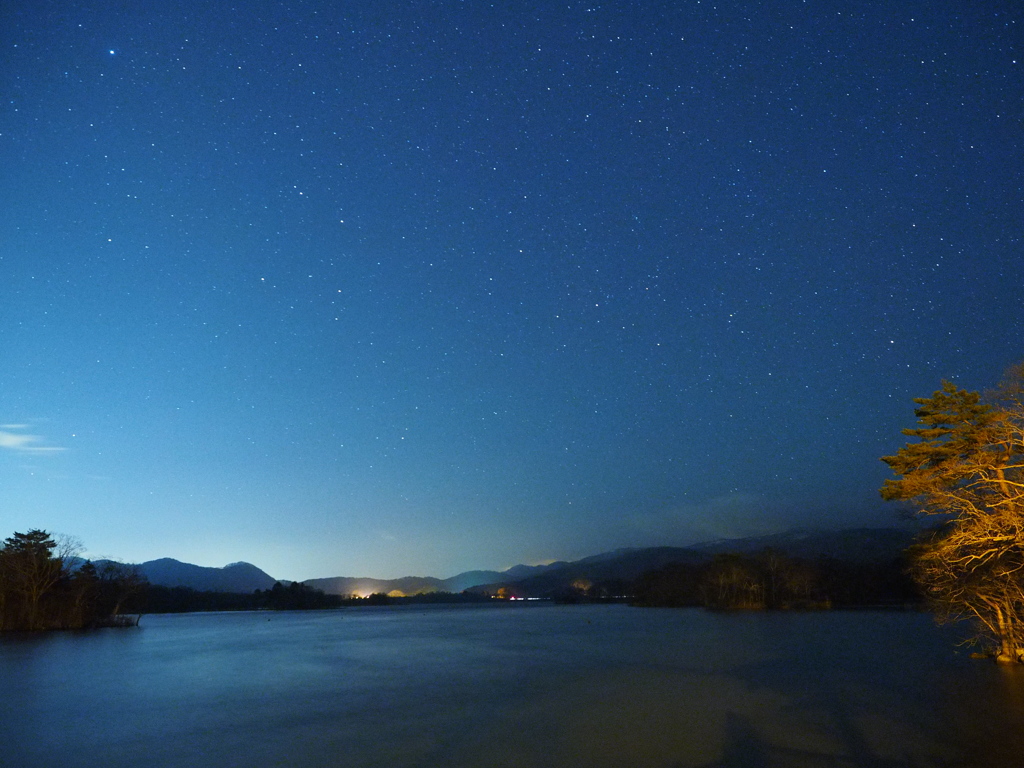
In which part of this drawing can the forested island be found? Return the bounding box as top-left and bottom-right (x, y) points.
(628, 550), (918, 609)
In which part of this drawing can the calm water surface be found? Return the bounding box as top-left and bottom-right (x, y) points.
(2, 604), (1024, 767)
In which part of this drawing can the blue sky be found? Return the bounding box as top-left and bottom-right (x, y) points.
(2, 0), (1022, 580)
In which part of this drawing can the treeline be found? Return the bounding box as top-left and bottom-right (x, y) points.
(352, 591), (493, 606)
(632, 550), (920, 609)
(0, 530), (143, 631)
(125, 586), (493, 612)
(0, 529), (349, 631)
(130, 580), (344, 613)
(3, 527), (923, 630)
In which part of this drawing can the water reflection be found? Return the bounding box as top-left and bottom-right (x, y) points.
(2, 605), (1023, 767)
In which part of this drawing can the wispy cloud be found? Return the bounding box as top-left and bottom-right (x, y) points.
(0, 425), (65, 454)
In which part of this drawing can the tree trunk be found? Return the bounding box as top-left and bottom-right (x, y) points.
(994, 607), (1024, 663)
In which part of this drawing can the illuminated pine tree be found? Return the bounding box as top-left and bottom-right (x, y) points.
(882, 368), (1024, 663)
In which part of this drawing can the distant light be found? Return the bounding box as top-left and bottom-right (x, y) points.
(109, 50), (116, 55)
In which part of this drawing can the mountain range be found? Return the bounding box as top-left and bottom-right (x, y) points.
(125, 559), (278, 593)
(128, 527), (918, 597)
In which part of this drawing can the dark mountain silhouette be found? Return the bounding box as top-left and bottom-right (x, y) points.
(502, 561), (571, 581)
(115, 527), (917, 597)
(468, 528), (919, 598)
(687, 527), (915, 562)
(473, 547), (706, 597)
(303, 575), (448, 597)
(133, 559), (278, 593)
(304, 570), (512, 596)
(441, 570), (508, 593)
(306, 528), (918, 599)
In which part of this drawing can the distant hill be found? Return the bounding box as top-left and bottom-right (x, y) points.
(687, 527), (916, 562)
(304, 570), (508, 597)
(467, 527), (919, 598)
(502, 561), (571, 581)
(135, 559), (278, 593)
(304, 575), (445, 597)
(440, 570), (507, 593)
(116, 526), (918, 597)
(473, 547), (705, 597)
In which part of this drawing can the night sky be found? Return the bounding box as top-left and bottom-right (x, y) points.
(2, 1), (1022, 580)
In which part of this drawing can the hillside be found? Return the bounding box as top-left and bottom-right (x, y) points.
(468, 527), (919, 598)
(123, 527), (918, 597)
(135, 559), (278, 593)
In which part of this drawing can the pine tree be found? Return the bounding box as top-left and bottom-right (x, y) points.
(1, 530), (63, 630)
(882, 370), (1024, 663)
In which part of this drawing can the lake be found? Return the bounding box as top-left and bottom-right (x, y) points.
(2, 604), (1023, 767)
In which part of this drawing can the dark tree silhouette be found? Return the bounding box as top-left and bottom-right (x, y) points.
(0, 529), (145, 631)
(1, 530), (64, 630)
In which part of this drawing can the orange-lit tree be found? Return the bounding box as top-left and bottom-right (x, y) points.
(881, 365), (1024, 663)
